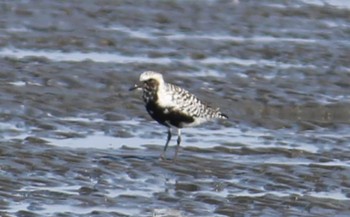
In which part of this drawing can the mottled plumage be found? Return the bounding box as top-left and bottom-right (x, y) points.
(130, 71), (227, 160)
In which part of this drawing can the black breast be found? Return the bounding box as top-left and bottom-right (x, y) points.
(142, 82), (194, 128)
(145, 101), (194, 128)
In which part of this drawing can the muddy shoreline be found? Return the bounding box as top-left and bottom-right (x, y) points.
(0, 0), (349, 216)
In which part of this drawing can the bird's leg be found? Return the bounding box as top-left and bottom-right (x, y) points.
(173, 128), (182, 161)
(160, 128), (172, 160)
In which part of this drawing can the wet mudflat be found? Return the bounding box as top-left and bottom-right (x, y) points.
(0, 0), (350, 216)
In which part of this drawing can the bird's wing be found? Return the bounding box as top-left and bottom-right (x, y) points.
(166, 83), (209, 117)
(166, 83), (228, 119)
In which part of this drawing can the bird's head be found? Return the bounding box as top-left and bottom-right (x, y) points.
(129, 71), (164, 91)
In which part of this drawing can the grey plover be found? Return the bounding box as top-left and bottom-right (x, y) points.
(130, 71), (228, 160)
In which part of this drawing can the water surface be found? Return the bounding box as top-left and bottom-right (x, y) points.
(0, 0), (349, 216)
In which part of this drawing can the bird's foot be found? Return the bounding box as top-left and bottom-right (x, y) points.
(159, 153), (167, 161)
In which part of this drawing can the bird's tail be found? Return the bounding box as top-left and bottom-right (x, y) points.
(213, 108), (228, 119)
(218, 112), (228, 119)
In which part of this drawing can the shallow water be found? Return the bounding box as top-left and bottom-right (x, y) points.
(0, 0), (350, 216)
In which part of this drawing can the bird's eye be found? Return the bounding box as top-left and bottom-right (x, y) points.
(146, 78), (156, 84)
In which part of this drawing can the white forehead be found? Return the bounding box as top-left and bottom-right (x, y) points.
(139, 71), (164, 82)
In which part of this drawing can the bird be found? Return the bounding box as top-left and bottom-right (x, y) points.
(130, 71), (228, 160)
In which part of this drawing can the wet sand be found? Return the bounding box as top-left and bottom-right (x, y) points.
(0, 0), (350, 216)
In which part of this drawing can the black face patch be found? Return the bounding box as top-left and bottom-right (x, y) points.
(143, 78), (159, 91)
(142, 78), (159, 103)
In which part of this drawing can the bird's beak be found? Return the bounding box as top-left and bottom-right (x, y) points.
(129, 84), (141, 91)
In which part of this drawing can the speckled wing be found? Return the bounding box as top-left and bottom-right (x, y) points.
(166, 83), (227, 120)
